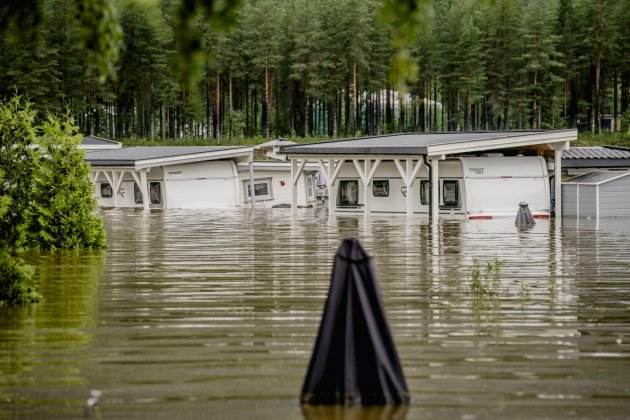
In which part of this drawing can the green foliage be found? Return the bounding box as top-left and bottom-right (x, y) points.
(76, 0), (124, 83)
(0, 96), (106, 304)
(0, 97), (38, 248)
(1, 0), (630, 139)
(469, 258), (503, 296)
(0, 98), (40, 304)
(0, 246), (40, 305)
(576, 131), (630, 147)
(27, 116), (106, 250)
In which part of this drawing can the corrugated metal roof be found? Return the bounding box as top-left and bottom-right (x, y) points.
(280, 130), (573, 155)
(563, 146), (630, 159)
(82, 135), (120, 146)
(564, 171), (630, 185)
(86, 146), (249, 166)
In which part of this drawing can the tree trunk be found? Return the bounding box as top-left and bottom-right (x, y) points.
(263, 64), (270, 137)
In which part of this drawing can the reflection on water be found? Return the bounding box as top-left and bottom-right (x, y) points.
(1, 209), (630, 419)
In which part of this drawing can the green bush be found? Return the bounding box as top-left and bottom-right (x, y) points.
(27, 115), (106, 249)
(0, 96), (106, 305)
(0, 98), (39, 305)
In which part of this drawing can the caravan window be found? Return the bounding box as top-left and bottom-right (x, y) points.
(100, 183), (113, 198)
(245, 178), (273, 200)
(337, 180), (359, 207)
(134, 183), (143, 204)
(372, 180), (389, 197)
(420, 180), (430, 205)
(149, 182), (162, 205)
(442, 180), (460, 208)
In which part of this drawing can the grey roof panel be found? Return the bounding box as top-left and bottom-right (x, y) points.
(86, 146), (248, 166)
(280, 130), (568, 155)
(82, 135), (120, 146)
(562, 146), (630, 160)
(565, 171), (630, 184)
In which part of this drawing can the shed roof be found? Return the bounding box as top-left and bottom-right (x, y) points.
(280, 130), (575, 156)
(86, 146), (252, 168)
(564, 171), (630, 185)
(563, 146), (630, 159)
(562, 146), (630, 168)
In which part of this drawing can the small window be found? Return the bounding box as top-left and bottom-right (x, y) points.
(100, 183), (113, 198)
(442, 180), (460, 208)
(337, 180), (359, 207)
(420, 180), (430, 205)
(134, 183), (143, 204)
(372, 180), (389, 197)
(149, 182), (162, 205)
(245, 178), (273, 200)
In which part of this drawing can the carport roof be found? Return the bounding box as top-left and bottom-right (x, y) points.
(279, 130), (576, 156)
(86, 146), (253, 168)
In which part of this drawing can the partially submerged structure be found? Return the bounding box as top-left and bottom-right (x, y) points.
(562, 171), (630, 218)
(562, 146), (630, 176)
(236, 161), (319, 208)
(281, 130), (577, 220)
(86, 146), (254, 209)
(85, 145), (320, 210)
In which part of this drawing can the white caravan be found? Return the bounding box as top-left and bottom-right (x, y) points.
(332, 156), (551, 218)
(87, 146), (321, 210)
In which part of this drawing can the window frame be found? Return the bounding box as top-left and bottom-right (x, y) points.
(100, 182), (113, 199)
(337, 179), (360, 207)
(243, 177), (273, 201)
(441, 179), (460, 208)
(372, 179), (390, 198)
(149, 181), (162, 205)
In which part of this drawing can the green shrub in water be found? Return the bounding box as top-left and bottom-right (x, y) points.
(469, 258), (503, 296)
(0, 98), (39, 304)
(0, 96), (106, 304)
(26, 115), (106, 250)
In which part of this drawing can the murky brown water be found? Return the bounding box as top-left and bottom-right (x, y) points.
(1, 209), (630, 419)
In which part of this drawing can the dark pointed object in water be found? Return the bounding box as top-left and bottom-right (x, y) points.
(300, 238), (410, 406)
(515, 201), (535, 227)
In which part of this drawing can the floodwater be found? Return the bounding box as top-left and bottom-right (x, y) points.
(1, 209), (630, 419)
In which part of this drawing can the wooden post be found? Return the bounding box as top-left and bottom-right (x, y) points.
(430, 157), (440, 224)
(363, 159), (372, 217)
(249, 159), (255, 209)
(291, 158), (298, 213)
(406, 158), (413, 216)
(139, 169), (150, 211)
(328, 158), (336, 216)
(554, 148), (562, 219)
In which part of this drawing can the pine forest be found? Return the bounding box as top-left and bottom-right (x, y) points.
(1, 0), (629, 142)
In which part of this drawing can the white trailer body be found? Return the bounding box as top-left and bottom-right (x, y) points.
(330, 156), (550, 218)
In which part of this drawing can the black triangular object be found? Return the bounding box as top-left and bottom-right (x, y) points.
(301, 238), (410, 406)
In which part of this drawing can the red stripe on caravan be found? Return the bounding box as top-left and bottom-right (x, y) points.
(469, 215), (493, 220)
(533, 214), (550, 219)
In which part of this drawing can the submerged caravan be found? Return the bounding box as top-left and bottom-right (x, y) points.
(85, 145), (318, 210)
(281, 130), (577, 220)
(83, 130), (578, 219)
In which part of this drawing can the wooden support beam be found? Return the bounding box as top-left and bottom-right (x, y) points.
(139, 170), (149, 211)
(249, 159), (255, 209)
(291, 158), (298, 212)
(292, 159), (307, 185)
